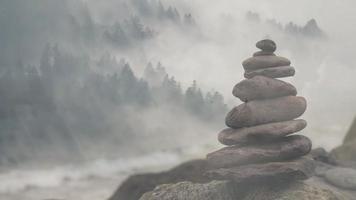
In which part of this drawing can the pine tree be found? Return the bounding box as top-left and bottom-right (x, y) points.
(185, 80), (205, 116)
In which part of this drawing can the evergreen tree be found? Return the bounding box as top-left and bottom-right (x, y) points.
(185, 80), (205, 116)
(119, 64), (138, 104)
(159, 75), (183, 104)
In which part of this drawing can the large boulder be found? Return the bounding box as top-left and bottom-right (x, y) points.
(139, 181), (238, 200)
(241, 181), (348, 200)
(108, 159), (211, 200)
(330, 142), (356, 162)
(330, 117), (356, 162)
(139, 179), (349, 200)
(343, 117), (356, 143)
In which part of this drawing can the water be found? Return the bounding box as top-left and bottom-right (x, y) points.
(0, 144), (214, 200)
(0, 125), (345, 200)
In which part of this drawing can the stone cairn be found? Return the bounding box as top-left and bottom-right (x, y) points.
(206, 39), (315, 184)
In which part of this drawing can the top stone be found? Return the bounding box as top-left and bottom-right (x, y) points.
(256, 39), (276, 53)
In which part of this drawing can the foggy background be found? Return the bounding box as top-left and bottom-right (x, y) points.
(0, 0), (355, 199)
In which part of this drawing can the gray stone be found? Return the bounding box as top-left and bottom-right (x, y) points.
(242, 56), (291, 71)
(206, 157), (315, 184)
(310, 148), (331, 163)
(109, 159), (211, 200)
(242, 181), (348, 200)
(256, 39), (276, 52)
(244, 66), (295, 79)
(343, 117), (356, 144)
(139, 179), (348, 200)
(225, 96), (307, 129)
(329, 118), (356, 163)
(253, 51), (276, 57)
(207, 135), (312, 168)
(139, 181), (238, 200)
(324, 168), (356, 190)
(330, 141), (356, 163)
(232, 76), (297, 102)
(218, 119), (307, 146)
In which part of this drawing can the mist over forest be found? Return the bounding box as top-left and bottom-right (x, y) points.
(0, 0), (230, 167)
(1, 0), (356, 199)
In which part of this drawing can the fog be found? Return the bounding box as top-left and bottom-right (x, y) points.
(0, 0), (356, 199)
(124, 0), (356, 148)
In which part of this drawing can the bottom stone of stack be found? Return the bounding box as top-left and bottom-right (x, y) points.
(205, 157), (315, 184)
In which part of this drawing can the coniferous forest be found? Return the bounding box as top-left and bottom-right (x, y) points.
(0, 0), (226, 166)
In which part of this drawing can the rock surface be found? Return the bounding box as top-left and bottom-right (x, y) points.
(330, 142), (356, 162)
(244, 66), (295, 79)
(343, 117), (356, 143)
(108, 159), (211, 200)
(139, 181), (238, 200)
(225, 96), (307, 128)
(206, 157), (315, 184)
(330, 117), (356, 163)
(243, 56), (291, 71)
(207, 135), (312, 168)
(232, 76), (297, 102)
(139, 179), (348, 200)
(324, 168), (356, 189)
(218, 119), (307, 145)
(242, 181), (348, 200)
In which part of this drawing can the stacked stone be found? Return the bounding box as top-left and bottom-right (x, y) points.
(206, 39), (315, 184)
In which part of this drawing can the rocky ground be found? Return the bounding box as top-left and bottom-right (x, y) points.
(109, 146), (356, 200)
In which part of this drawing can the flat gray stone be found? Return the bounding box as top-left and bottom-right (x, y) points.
(253, 51), (276, 57)
(207, 135), (312, 168)
(244, 66), (295, 79)
(232, 76), (297, 102)
(242, 56), (291, 71)
(324, 168), (356, 190)
(225, 96), (306, 128)
(206, 157), (315, 184)
(256, 39), (276, 52)
(218, 119), (307, 146)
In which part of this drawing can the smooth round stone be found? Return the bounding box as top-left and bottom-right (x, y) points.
(206, 157), (315, 184)
(218, 119), (307, 146)
(242, 56), (291, 71)
(253, 51), (276, 57)
(232, 76), (297, 102)
(225, 96), (307, 129)
(207, 135), (312, 168)
(324, 168), (356, 189)
(256, 39), (276, 52)
(245, 66), (295, 79)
